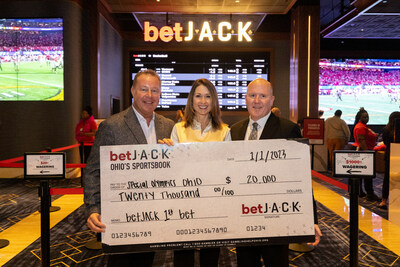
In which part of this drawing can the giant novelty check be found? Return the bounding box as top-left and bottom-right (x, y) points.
(100, 139), (315, 253)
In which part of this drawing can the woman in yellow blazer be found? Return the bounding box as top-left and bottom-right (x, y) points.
(170, 78), (230, 267)
(171, 78), (230, 143)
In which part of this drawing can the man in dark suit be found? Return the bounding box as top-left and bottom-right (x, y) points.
(84, 69), (175, 267)
(231, 78), (322, 267)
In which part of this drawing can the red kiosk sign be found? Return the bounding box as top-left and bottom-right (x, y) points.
(303, 118), (324, 145)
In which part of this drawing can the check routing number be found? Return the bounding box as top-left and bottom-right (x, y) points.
(100, 139), (315, 252)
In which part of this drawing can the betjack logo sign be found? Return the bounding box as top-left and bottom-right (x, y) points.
(144, 21), (253, 42)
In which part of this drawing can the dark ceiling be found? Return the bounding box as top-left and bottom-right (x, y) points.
(321, 0), (400, 39)
(102, 0), (297, 14)
(102, 0), (400, 40)
(102, 0), (296, 34)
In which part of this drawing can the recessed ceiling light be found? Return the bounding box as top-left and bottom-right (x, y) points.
(235, 0), (240, 2)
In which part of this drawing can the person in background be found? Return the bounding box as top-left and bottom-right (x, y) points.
(230, 78), (322, 267)
(325, 110), (350, 171)
(352, 107), (380, 201)
(318, 110), (324, 118)
(75, 106), (97, 163)
(161, 78), (230, 267)
(174, 107), (184, 122)
(271, 106), (281, 117)
(297, 118), (305, 136)
(378, 111), (400, 209)
(84, 69), (175, 267)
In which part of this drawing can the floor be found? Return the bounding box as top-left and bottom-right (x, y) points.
(0, 171), (399, 266)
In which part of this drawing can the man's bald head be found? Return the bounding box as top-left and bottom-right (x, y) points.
(245, 78), (275, 121)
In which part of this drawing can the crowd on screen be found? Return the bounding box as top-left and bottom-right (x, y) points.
(0, 31), (62, 50)
(0, 19), (62, 28)
(0, 30), (63, 69)
(319, 68), (400, 88)
(0, 19), (63, 63)
(320, 58), (400, 67)
(319, 59), (400, 102)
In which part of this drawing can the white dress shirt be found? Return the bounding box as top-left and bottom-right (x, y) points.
(132, 106), (157, 144)
(244, 112), (271, 140)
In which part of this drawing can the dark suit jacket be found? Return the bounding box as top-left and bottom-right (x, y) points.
(84, 107), (174, 218)
(231, 113), (301, 140)
(231, 113), (318, 224)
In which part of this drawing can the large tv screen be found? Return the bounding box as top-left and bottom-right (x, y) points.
(0, 18), (63, 101)
(130, 51), (270, 111)
(319, 58), (400, 125)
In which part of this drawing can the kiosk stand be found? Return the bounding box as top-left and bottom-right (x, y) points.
(84, 233), (102, 250)
(303, 118), (324, 170)
(38, 148), (61, 213)
(333, 150), (376, 267)
(289, 121), (324, 253)
(24, 152), (66, 267)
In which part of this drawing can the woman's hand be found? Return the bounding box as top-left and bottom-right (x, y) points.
(158, 138), (174, 146)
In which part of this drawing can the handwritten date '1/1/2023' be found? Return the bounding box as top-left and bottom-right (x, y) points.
(249, 149), (287, 163)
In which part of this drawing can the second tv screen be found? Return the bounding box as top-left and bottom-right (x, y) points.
(0, 18), (64, 101)
(130, 51), (270, 111)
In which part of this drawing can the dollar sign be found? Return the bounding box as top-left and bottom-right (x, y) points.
(226, 176), (231, 184)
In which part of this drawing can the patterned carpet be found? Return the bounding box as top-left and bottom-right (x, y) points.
(316, 171), (388, 219)
(0, 174), (398, 266)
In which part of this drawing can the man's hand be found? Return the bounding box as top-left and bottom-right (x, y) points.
(158, 138), (174, 146)
(87, 213), (106, 233)
(307, 224), (322, 246)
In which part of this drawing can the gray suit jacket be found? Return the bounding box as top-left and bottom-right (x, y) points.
(84, 107), (174, 218)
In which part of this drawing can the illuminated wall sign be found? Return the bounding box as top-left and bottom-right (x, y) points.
(144, 21), (253, 42)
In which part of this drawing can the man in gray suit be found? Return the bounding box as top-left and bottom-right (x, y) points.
(231, 78), (322, 267)
(84, 69), (174, 266)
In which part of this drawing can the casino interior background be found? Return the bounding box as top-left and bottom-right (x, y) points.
(1, 0), (400, 266)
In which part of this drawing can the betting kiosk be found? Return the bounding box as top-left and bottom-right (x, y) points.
(289, 126), (323, 253)
(24, 152), (66, 267)
(333, 150), (375, 267)
(303, 118), (325, 171)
